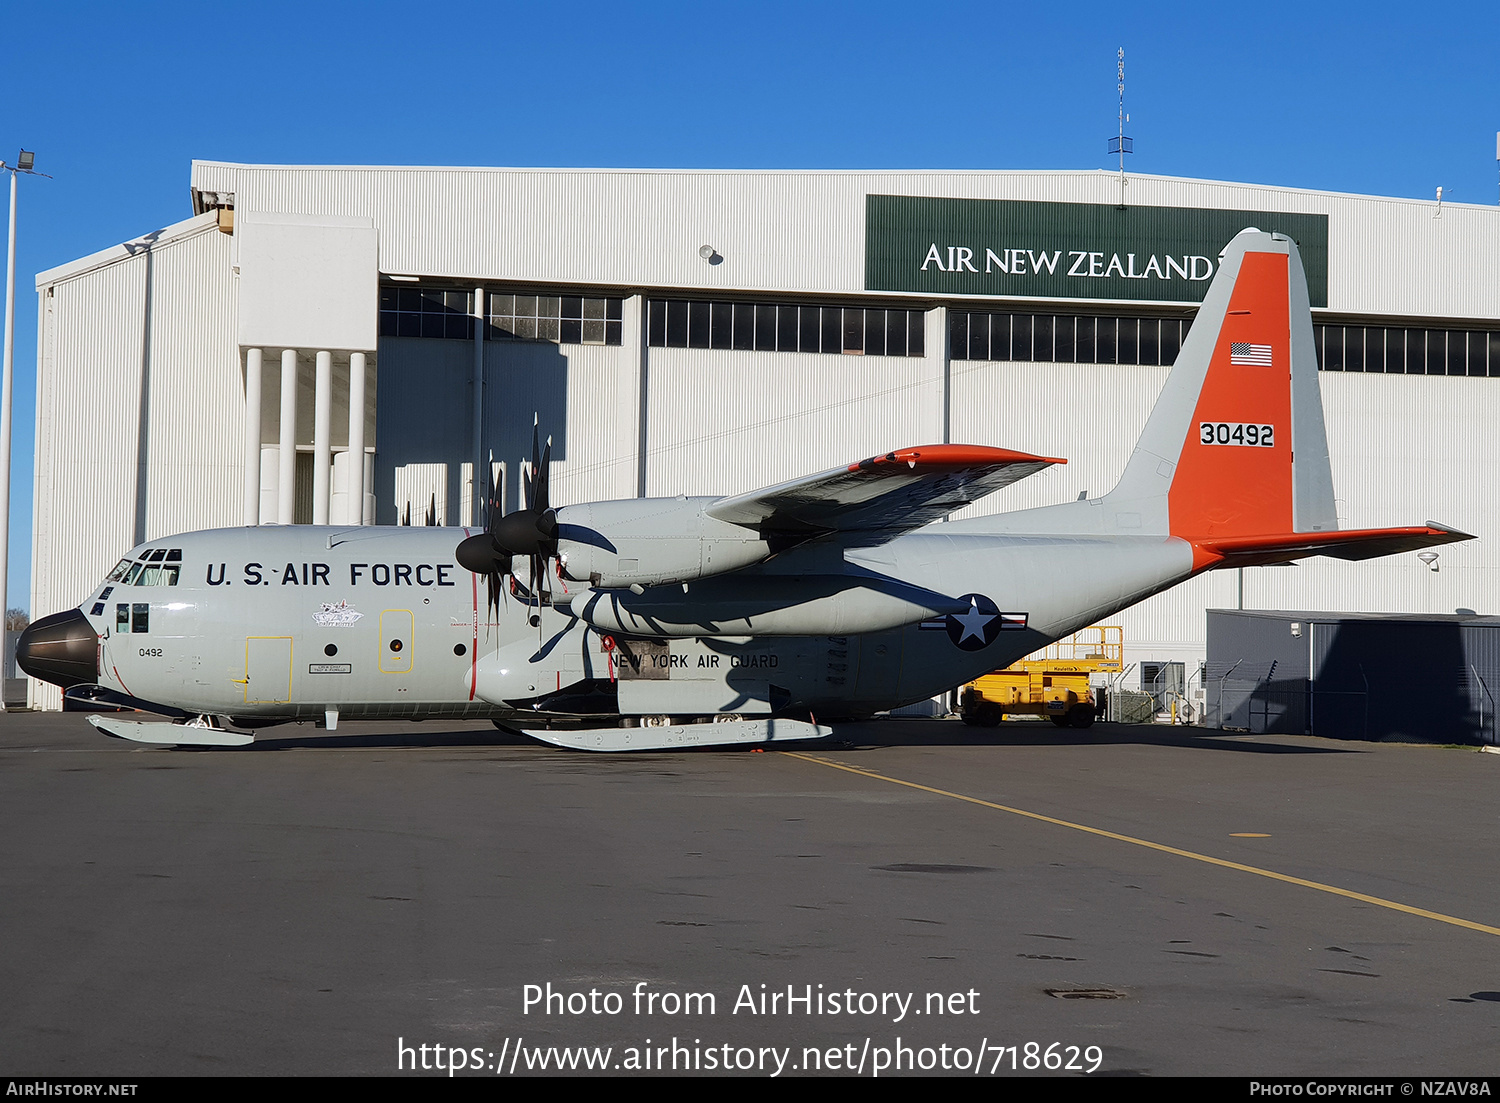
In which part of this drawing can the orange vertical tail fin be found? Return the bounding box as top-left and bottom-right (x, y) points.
(1101, 228), (1468, 568)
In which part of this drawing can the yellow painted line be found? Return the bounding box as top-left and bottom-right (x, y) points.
(1230, 832), (1272, 838)
(780, 751), (1500, 939)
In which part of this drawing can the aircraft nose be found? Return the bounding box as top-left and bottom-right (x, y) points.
(15, 609), (99, 689)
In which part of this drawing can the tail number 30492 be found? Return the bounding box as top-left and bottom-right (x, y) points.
(1200, 422), (1274, 447)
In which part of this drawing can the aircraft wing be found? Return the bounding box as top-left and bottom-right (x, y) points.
(705, 444), (1065, 538)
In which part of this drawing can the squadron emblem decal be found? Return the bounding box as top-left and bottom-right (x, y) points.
(312, 600), (364, 628)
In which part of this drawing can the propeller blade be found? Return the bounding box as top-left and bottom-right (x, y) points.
(528, 421), (541, 511)
(535, 435), (552, 515)
(482, 456), (498, 531)
(485, 572), (500, 622)
(457, 421), (561, 644)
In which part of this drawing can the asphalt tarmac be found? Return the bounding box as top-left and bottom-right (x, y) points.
(2, 711), (1498, 1078)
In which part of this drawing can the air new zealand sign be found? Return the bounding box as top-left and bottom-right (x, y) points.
(865, 195), (1328, 307)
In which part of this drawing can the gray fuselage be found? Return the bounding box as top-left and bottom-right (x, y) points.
(75, 521), (1195, 725)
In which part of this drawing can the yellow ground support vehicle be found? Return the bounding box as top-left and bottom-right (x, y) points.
(960, 627), (1123, 729)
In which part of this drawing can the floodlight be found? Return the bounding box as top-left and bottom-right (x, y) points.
(16, 151), (34, 172)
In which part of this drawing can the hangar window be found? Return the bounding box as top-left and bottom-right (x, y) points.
(950, 312), (1190, 366)
(381, 285), (626, 345)
(647, 299), (926, 357)
(380, 287), (474, 340)
(487, 293), (623, 345)
(1313, 324), (1498, 376)
(954, 312), (1498, 375)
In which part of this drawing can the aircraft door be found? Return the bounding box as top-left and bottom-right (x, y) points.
(244, 637), (293, 703)
(380, 610), (414, 674)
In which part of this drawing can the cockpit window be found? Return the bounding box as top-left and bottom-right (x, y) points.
(111, 549), (183, 586)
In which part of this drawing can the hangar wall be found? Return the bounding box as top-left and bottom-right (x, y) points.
(26, 163), (1500, 710)
(32, 215), (243, 709)
(185, 163), (1500, 319)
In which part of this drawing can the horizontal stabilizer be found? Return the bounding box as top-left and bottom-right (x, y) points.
(1196, 522), (1473, 568)
(707, 444), (1064, 537)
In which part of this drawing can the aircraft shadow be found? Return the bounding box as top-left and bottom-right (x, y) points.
(228, 723), (539, 752)
(153, 718), (1354, 755)
(823, 718), (1358, 754)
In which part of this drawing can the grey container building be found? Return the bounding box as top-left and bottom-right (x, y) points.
(1206, 609), (1500, 743)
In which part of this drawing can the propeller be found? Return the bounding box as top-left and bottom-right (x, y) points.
(456, 423), (560, 634)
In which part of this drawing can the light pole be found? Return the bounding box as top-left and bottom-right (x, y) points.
(1, 149), (43, 712)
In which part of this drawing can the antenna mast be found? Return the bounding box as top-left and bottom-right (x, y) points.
(1108, 48), (1133, 208)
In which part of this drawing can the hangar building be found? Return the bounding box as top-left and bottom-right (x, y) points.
(25, 162), (1500, 710)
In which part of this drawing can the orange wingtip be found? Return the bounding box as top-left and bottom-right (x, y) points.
(850, 444), (1066, 472)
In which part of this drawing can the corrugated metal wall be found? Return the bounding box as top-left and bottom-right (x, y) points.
(375, 335), (642, 525)
(189, 162), (1500, 320)
(485, 338), (639, 509)
(641, 344), (944, 497)
(31, 214), (240, 709)
(140, 222), (242, 541)
(374, 336), (472, 524)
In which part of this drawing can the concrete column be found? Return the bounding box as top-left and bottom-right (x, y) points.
(312, 350), (332, 525)
(929, 305), (950, 444)
(277, 349), (297, 524)
(471, 286), (485, 526)
(243, 348), (262, 525)
(630, 293), (647, 497)
(347, 351), (366, 525)
(362, 451), (374, 525)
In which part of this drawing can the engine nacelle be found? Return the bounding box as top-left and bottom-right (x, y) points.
(555, 497), (775, 589)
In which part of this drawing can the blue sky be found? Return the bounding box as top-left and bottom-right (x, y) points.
(3, 0), (1499, 612)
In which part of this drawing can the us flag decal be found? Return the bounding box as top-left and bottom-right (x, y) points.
(1230, 342), (1273, 366)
